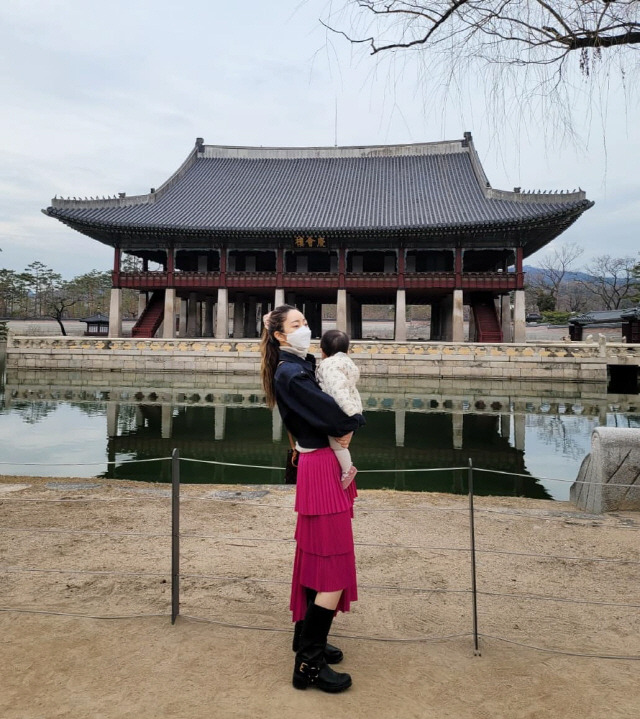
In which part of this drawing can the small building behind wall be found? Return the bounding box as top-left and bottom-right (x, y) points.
(44, 134), (593, 341)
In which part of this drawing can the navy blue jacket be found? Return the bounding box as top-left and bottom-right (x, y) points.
(274, 350), (365, 448)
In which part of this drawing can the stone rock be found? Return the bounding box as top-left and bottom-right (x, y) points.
(570, 427), (640, 513)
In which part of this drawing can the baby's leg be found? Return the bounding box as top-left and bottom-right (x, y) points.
(328, 436), (352, 475)
(329, 436), (357, 490)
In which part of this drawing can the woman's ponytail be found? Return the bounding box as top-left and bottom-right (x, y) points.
(260, 304), (295, 408)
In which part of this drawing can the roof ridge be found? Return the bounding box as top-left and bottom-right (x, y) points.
(198, 139), (467, 159)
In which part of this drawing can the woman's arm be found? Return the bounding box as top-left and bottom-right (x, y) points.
(284, 371), (364, 437)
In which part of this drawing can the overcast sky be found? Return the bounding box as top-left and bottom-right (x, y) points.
(1, 0), (638, 279)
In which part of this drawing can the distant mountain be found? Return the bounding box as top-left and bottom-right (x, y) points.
(522, 265), (596, 282)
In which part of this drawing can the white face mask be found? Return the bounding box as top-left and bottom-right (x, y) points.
(286, 325), (312, 353)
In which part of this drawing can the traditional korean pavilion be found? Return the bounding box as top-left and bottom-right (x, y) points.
(45, 133), (593, 341)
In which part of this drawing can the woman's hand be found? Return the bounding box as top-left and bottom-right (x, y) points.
(335, 432), (353, 448)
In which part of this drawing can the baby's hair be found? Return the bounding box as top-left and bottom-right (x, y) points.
(321, 329), (349, 357)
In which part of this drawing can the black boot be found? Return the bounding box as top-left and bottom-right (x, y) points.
(292, 589), (344, 663)
(292, 620), (344, 663)
(292, 604), (352, 692)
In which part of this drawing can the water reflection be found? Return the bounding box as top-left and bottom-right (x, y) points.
(1, 369), (638, 500)
(99, 402), (546, 498)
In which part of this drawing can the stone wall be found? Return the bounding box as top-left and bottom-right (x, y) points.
(570, 427), (640, 513)
(6, 336), (640, 384)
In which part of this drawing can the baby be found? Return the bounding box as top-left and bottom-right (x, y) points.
(316, 329), (363, 489)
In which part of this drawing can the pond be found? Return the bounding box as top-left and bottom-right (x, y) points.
(1, 359), (638, 500)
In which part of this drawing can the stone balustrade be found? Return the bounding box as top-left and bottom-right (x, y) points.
(6, 336), (640, 385)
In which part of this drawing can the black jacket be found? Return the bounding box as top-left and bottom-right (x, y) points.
(274, 350), (365, 449)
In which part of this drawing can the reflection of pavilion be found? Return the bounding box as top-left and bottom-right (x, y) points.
(105, 402), (546, 497)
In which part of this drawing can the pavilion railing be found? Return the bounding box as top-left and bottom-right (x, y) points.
(115, 270), (521, 292)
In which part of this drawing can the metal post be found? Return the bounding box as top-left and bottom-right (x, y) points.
(171, 448), (180, 625)
(468, 458), (481, 655)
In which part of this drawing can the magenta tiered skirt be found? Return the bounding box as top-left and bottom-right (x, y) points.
(290, 447), (358, 622)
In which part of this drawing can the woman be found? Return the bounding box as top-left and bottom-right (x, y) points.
(261, 305), (365, 693)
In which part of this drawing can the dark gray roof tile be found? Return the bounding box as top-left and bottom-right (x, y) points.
(46, 140), (592, 235)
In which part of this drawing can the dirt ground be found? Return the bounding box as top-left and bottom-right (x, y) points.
(1, 476), (638, 719)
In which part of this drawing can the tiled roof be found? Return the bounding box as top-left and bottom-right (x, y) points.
(46, 137), (592, 235)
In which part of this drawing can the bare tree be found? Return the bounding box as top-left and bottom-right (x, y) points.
(326, 2), (640, 133)
(564, 280), (591, 313)
(331, 2), (640, 59)
(577, 255), (639, 309)
(529, 242), (584, 310)
(46, 287), (78, 336)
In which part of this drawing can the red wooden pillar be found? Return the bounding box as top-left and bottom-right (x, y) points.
(112, 247), (121, 288)
(276, 247), (284, 286)
(516, 247), (524, 289)
(397, 247), (405, 289)
(167, 247), (175, 286)
(219, 247), (227, 283)
(338, 247), (346, 287)
(454, 247), (462, 289)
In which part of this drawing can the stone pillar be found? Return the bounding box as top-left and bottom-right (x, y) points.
(513, 289), (526, 342)
(108, 288), (122, 338)
(215, 288), (229, 338)
(336, 290), (347, 332)
(468, 306), (476, 343)
(395, 409), (405, 447)
(452, 412), (463, 450)
(214, 405), (226, 441)
(394, 289), (407, 342)
(161, 404), (173, 439)
(452, 289), (464, 342)
(346, 295), (353, 336)
(106, 402), (119, 437)
(187, 291), (198, 337)
(500, 414), (510, 439)
(179, 298), (188, 337)
(233, 292), (245, 338)
(272, 406), (283, 442)
(501, 294), (513, 342)
(163, 288), (176, 338)
(137, 292), (147, 319)
(204, 297), (215, 337)
(274, 288), (285, 308)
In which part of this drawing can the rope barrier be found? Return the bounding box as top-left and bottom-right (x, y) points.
(0, 566), (167, 578)
(0, 457), (170, 467)
(2, 526), (637, 564)
(0, 451), (637, 487)
(477, 634), (640, 661)
(2, 451), (638, 664)
(1, 606), (635, 660)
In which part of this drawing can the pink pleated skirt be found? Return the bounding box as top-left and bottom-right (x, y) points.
(290, 447), (358, 622)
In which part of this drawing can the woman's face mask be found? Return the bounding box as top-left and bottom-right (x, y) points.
(286, 325), (312, 352)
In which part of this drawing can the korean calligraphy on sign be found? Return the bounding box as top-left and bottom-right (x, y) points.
(293, 236), (328, 249)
